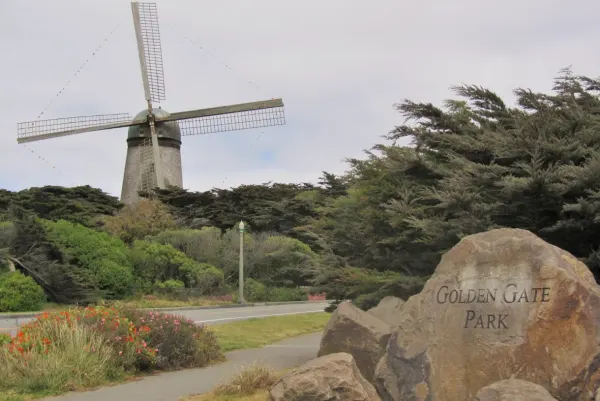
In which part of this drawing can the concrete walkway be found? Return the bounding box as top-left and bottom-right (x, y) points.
(42, 332), (322, 401)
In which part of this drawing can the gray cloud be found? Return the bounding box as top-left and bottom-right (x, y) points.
(2, 0), (599, 197)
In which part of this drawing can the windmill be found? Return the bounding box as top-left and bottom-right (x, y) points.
(17, 2), (286, 204)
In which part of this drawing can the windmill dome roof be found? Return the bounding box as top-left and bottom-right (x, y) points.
(127, 108), (182, 143)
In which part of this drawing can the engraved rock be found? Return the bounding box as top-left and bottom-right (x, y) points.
(374, 228), (600, 401)
(474, 379), (558, 401)
(318, 301), (391, 383)
(269, 352), (381, 401)
(368, 296), (405, 327)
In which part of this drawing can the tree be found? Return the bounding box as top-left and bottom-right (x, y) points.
(102, 198), (176, 244)
(312, 68), (600, 303)
(0, 186), (121, 227)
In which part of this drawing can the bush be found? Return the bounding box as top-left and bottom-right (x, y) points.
(120, 308), (223, 370)
(41, 219), (134, 298)
(267, 287), (307, 302)
(0, 333), (10, 346)
(0, 272), (46, 312)
(244, 279), (268, 302)
(18, 308), (156, 372)
(102, 198), (176, 244)
(0, 305), (224, 388)
(312, 267), (427, 312)
(0, 316), (120, 394)
(131, 240), (224, 295)
(252, 236), (317, 287)
(149, 227), (228, 268)
(150, 228), (318, 288)
(179, 262), (224, 293)
(155, 279), (185, 289)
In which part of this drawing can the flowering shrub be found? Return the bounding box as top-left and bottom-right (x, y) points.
(2, 306), (222, 372)
(121, 308), (223, 370)
(0, 306), (223, 396)
(75, 307), (157, 371)
(6, 308), (155, 372)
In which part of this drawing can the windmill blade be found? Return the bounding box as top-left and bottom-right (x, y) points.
(17, 113), (144, 144)
(131, 2), (165, 104)
(156, 98), (286, 136)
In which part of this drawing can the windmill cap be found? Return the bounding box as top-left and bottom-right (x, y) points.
(127, 108), (182, 143)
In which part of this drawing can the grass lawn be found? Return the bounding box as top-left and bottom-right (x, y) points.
(212, 312), (330, 352)
(0, 296), (235, 316)
(111, 296), (234, 310)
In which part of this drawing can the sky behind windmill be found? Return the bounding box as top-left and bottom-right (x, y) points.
(1, 0), (600, 197)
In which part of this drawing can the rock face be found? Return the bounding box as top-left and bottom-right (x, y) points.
(474, 379), (558, 401)
(374, 228), (600, 401)
(269, 352), (380, 401)
(318, 301), (391, 382)
(368, 296), (405, 327)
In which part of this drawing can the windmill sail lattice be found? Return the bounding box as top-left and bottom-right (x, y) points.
(133, 2), (165, 104)
(16, 2), (286, 205)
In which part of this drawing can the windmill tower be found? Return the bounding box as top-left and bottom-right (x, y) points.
(17, 2), (286, 204)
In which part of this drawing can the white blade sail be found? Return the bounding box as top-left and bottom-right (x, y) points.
(155, 98), (286, 136)
(17, 113), (143, 144)
(131, 2), (165, 104)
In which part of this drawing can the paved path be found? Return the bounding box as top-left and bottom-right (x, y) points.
(0, 302), (330, 334)
(42, 332), (323, 401)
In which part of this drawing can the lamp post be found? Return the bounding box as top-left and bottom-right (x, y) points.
(238, 220), (246, 304)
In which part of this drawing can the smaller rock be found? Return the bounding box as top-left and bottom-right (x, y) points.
(318, 301), (391, 382)
(367, 296), (405, 327)
(474, 379), (558, 401)
(269, 352), (380, 401)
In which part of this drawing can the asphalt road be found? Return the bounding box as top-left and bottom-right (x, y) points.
(0, 302), (330, 335)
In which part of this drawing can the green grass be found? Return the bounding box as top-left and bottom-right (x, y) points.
(104, 296), (234, 310)
(212, 312), (330, 352)
(0, 296), (235, 315)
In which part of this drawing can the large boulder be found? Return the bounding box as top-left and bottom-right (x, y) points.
(269, 352), (380, 401)
(374, 228), (600, 401)
(474, 379), (557, 401)
(367, 296), (405, 327)
(318, 301), (391, 382)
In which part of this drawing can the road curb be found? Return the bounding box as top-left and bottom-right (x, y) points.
(0, 300), (331, 320)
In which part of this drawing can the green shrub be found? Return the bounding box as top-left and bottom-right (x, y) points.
(41, 219), (134, 298)
(155, 279), (185, 289)
(131, 241), (224, 295)
(252, 236), (317, 287)
(244, 279), (268, 302)
(0, 221), (15, 249)
(179, 262), (224, 293)
(102, 198), (176, 244)
(150, 228), (318, 288)
(267, 287), (308, 302)
(0, 272), (46, 312)
(149, 227), (228, 268)
(0, 333), (10, 346)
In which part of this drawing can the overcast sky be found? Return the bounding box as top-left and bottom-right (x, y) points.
(2, 0), (599, 198)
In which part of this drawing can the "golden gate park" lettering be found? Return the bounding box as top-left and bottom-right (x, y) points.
(435, 284), (551, 329)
